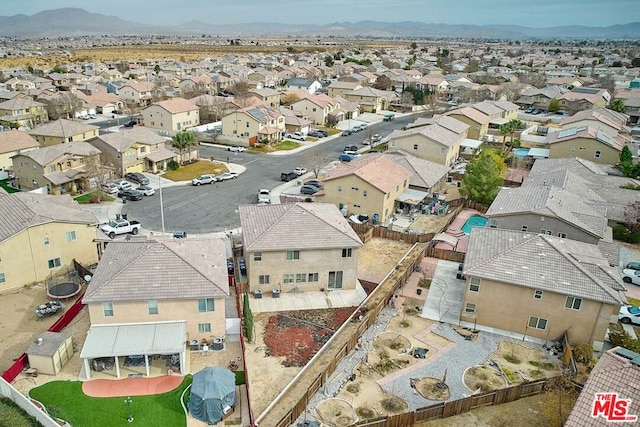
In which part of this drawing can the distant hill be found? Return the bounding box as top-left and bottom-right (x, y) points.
(0, 8), (639, 39)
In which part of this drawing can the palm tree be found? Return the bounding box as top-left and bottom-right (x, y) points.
(508, 119), (524, 144)
(610, 99), (627, 114)
(499, 123), (512, 146)
(171, 132), (190, 164)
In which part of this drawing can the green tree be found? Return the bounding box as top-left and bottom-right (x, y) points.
(153, 64), (161, 74)
(243, 292), (254, 343)
(51, 65), (67, 73)
(410, 42), (418, 50)
(171, 132), (192, 164)
(461, 151), (505, 205)
(610, 99), (627, 113)
(621, 145), (633, 164)
(548, 99), (560, 113)
(324, 55), (334, 67)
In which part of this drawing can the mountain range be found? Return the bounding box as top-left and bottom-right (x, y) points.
(1, 8), (639, 39)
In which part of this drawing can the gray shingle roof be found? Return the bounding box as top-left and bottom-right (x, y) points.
(82, 238), (229, 303)
(27, 119), (99, 137)
(463, 228), (625, 305)
(0, 192), (98, 243)
(384, 152), (450, 189)
(239, 202), (363, 252)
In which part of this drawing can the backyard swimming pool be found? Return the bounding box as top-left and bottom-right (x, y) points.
(461, 215), (488, 235)
(513, 148), (530, 157)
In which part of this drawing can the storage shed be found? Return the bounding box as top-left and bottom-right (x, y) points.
(26, 331), (73, 376)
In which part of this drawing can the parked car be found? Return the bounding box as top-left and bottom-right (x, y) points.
(621, 269), (640, 285)
(383, 113), (395, 121)
(626, 262), (640, 271)
(102, 182), (119, 194)
(173, 231), (187, 239)
(136, 185), (155, 196)
(308, 130), (324, 138)
(341, 130), (352, 136)
(112, 109), (123, 115)
(117, 189), (144, 201)
(294, 167), (307, 176)
(531, 109), (541, 115)
(352, 124), (363, 132)
(124, 172), (149, 185)
(227, 259), (235, 274)
(339, 153), (356, 162)
(100, 219), (142, 239)
(358, 123), (368, 130)
(300, 184), (320, 195)
(239, 259), (247, 275)
(217, 172), (238, 181)
(281, 171), (298, 182)
(77, 114), (89, 120)
(228, 146), (245, 152)
(123, 120), (137, 128)
(304, 179), (323, 189)
(619, 306), (640, 325)
(286, 132), (307, 141)
(258, 189), (271, 204)
(344, 145), (358, 152)
(89, 114), (97, 119)
(192, 174), (217, 185)
(115, 180), (133, 191)
(371, 134), (382, 142)
(313, 129), (329, 137)
(362, 138), (371, 145)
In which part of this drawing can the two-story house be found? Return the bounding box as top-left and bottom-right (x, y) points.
(558, 87), (611, 114)
(461, 227), (626, 348)
(546, 126), (625, 165)
(142, 98), (200, 132)
(12, 141), (102, 194)
(221, 105), (285, 143)
(248, 88), (281, 108)
(119, 81), (157, 108)
(0, 130), (39, 170)
(238, 203), (363, 294)
(27, 119), (100, 147)
(89, 127), (177, 175)
(80, 237), (229, 379)
(285, 77), (322, 94)
(387, 115), (469, 166)
(0, 192), (99, 293)
(559, 108), (629, 137)
(446, 107), (490, 140)
(327, 81), (363, 98)
(318, 154), (412, 224)
(0, 96), (49, 128)
(343, 87), (395, 113)
(291, 94), (340, 126)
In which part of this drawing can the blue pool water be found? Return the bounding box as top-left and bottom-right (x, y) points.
(461, 215), (488, 235)
(513, 148), (530, 157)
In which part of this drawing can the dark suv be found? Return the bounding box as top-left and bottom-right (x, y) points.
(124, 172), (149, 185)
(281, 171), (298, 182)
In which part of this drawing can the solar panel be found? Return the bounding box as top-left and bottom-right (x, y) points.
(557, 127), (579, 138)
(596, 132), (614, 146)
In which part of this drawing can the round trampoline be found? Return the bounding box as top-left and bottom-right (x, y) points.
(47, 282), (82, 299)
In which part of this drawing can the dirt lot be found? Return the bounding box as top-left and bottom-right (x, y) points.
(357, 237), (414, 283)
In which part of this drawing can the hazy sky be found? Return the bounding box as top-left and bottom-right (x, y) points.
(4, 0), (637, 27)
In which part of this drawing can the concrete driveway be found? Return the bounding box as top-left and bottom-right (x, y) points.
(421, 259), (466, 324)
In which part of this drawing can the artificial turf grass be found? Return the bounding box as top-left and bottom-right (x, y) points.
(29, 375), (192, 427)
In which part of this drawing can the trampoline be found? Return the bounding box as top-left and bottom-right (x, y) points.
(47, 282), (82, 299)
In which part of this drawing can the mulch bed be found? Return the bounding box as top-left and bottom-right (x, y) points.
(263, 307), (356, 367)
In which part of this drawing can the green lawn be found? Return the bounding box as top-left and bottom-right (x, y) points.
(74, 192), (115, 204)
(162, 161), (229, 181)
(0, 398), (40, 427)
(29, 376), (192, 427)
(273, 140), (302, 150)
(0, 179), (20, 193)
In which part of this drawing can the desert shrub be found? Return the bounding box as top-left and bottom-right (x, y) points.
(356, 407), (376, 419)
(502, 367), (516, 382)
(167, 160), (179, 170)
(389, 341), (404, 350)
(346, 383), (360, 394)
(529, 369), (544, 378)
(573, 343), (594, 365)
(608, 323), (640, 352)
(528, 360), (540, 367)
(504, 354), (521, 364)
(399, 320), (410, 328)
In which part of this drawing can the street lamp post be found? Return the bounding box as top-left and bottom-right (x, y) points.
(159, 175), (165, 235)
(124, 396), (134, 423)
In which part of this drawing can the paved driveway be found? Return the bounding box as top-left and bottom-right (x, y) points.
(421, 260), (466, 324)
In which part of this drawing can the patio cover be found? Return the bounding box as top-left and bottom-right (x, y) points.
(489, 117), (509, 125)
(145, 148), (177, 162)
(80, 321), (186, 359)
(460, 138), (482, 149)
(396, 188), (429, 205)
(528, 147), (550, 158)
(432, 233), (459, 247)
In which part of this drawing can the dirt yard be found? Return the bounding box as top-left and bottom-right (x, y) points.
(357, 237), (414, 284)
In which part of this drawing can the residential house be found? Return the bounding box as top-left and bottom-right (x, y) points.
(515, 86), (564, 111)
(615, 88), (640, 125)
(0, 96), (48, 128)
(0, 130), (39, 170)
(247, 71), (279, 88)
(80, 237), (229, 379)
(559, 108), (630, 136)
(286, 78), (322, 94)
(387, 115), (469, 166)
(0, 192), (99, 293)
(46, 73), (71, 91)
(327, 81), (362, 98)
(279, 108), (311, 134)
(343, 87), (395, 113)
(446, 107), (490, 140)
(318, 154), (412, 223)
(221, 105), (285, 143)
(99, 69), (123, 81)
(248, 88), (281, 108)
(546, 126), (625, 165)
(461, 227), (626, 347)
(142, 98), (200, 132)
(12, 141), (102, 194)
(291, 94), (340, 126)
(238, 203), (363, 293)
(565, 347), (640, 427)
(383, 152), (451, 195)
(486, 100), (520, 121)
(89, 127), (177, 175)
(178, 75), (213, 96)
(189, 94), (238, 123)
(417, 74), (450, 94)
(119, 81), (157, 107)
(27, 119), (100, 147)
(558, 87), (611, 114)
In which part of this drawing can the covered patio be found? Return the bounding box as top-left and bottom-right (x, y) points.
(80, 321), (187, 380)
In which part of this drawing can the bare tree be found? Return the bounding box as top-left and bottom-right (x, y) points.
(83, 154), (114, 202)
(373, 75), (392, 91)
(229, 81), (251, 108)
(44, 92), (84, 120)
(280, 93), (300, 106)
(517, 72), (546, 88)
(303, 150), (333, 178)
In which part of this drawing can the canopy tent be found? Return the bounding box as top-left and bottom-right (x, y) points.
(189, 367), (236, 424)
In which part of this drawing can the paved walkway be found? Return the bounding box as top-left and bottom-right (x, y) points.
(249, 283), (368, 313)
(421, 260), (466, 324)
(82, 375), (183, 397)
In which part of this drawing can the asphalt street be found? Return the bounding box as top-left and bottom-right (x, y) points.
(121, 114), (416, 233)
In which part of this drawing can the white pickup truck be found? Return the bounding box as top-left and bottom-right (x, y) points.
(101, 219), (142, 239)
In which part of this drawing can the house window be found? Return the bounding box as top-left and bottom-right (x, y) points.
(413, 144), (418, 150)
(246, 122), (250, 128)
(540, 229), (552, 235)
(440, 147), (446, 154)
(48, 258), (61, 269)
(140, 146), (146, 153)
(528, 316), (548, 330)
(148, 300), (158, 315)
(198, 298), (214, 312)
(254, 252), (262, 261)
(489, 219), (498, 228)
(44, 237), (50, 246)
(363, 191), (367, 197)
(283, 274), (294, 284)
(198, 323), (212, 333)
(102, 302), (114, 317)
(469, 278), (480, 292)
(0, 272), (5, 284)
(565, 296), (582, 311)
(328, 271), (343, 289)
(308, 273), (319, 282)
(594, 150), (601, 159)
(338, 186), (342, 192)
(295, 273), (306, 283)
(558, 232), (567, 238)
(259, 275), (270, 285)
(342, 248), (352, 258)
(464, 303), (476, 313)
(286, 250), (300, 260)
(534, 290), (543, 300)
(521, 226), (528, 232)
(65, 231), (76, 242)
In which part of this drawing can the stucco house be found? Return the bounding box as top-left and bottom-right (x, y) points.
(119, 81), (157, 107)
(0, 192), (99, 293)
(318, 154), (412, 224)
(387, 115), (469, 166)
(0, 96), (49, 129)
(248, 88), (281, 108)
(446, 106), (489, 140)
(12, 141), (102, 194)
(461, 227), (626, 348)
(558, 87), (611, 114)
(384, 152), (451, 194)
(27, 119), (100, 147)
(221, 105), (285, 143)
(142, 98), (200, 132)
(559, 108), (629, 137)
(88, 127), (177, 175)
(178, 75), (213, 96)
(327, 81), (362, 98)
(546, 126), (625, 165)
(285, 77), (322, 94)
(238, 203), (363, 294)
(291, 94), (340, 126)
(80, 237), (229, 379)
(343, 87), (395, 113)
(0, 130), (39, 170)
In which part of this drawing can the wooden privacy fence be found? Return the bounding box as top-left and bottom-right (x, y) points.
(353, 379), (548, 426)
(425, 246), (466, 263)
